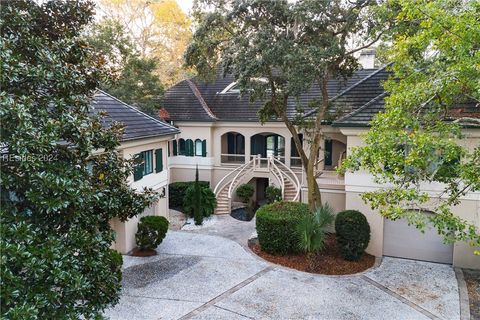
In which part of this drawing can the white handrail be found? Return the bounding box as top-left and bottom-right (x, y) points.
(227, 158), (255, 199)
(273, 157), (301, 201)
(270, 160), (285, 199)
(213, 160), (250, 195)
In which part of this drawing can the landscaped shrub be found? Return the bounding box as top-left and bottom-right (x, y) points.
(168, 181), (209, 209)
(136, 216), (169, 250)
(265, 186), (282, 203)
(108, 249), (123, 281)
(183, 185), (216, 219)
(256, 201), (311, 255)
(236, 184), (254, 203)
(335, 210), (371, 261)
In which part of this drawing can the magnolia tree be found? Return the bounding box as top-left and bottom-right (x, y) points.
(185, 0), (384, 209)
(342, 0), (480, 248)
(0, 1), (156, 318)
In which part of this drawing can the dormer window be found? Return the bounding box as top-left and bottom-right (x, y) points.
(219, 82), (240, 94)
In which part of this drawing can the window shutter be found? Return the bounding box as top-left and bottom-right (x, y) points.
(167, 142), (170, 157)
(179, 139), (185, 155)
(155, 149), (163, 173)
(202, 140), (207, 157)
(172, 140), (177, 156)
(324, 139), (333, 166)
(133, 153), (144, 181)
(186, 139), (194, 157)
(227, 133), (235, 154)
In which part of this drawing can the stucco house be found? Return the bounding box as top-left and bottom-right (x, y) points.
(91, 91), (179, 253)
(161, 61), (480, 269)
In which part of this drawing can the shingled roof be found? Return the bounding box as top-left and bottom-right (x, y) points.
(91, 90), (179, 141)
(163, 66), (479, 127)
(163, 67), (390, 125)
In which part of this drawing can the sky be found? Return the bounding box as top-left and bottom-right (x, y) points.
(177, 0), (194, 14)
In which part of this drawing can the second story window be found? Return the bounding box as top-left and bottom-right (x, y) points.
(195, 139), (203, 156)
(133, 150), (153, 181)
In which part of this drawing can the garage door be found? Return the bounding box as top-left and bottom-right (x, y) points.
(383, 218), (453, 264)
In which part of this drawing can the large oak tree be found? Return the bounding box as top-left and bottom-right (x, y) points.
(185, 0), (383, 209)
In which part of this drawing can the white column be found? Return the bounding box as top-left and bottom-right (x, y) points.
(285, 134), (291, 168)
(245, 134), (251, 164)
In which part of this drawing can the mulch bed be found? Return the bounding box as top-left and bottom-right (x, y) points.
(248, 233), (375, 275)
(463, 269), (480, 319)
(130, 247), (157, 257)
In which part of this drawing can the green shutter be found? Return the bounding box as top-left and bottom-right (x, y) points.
(179, 139), (185, 155)
(202, 140), (207, 157)
(324, 139), (333, 166)
(133, 153), (144, 181)
(155, 149), (163, 173)
(172, 140), (177, 156)
(167, 142), (170, 157)
(186, 139), (194, 157)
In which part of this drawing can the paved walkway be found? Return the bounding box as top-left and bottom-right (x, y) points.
(105, 220), (461, 320)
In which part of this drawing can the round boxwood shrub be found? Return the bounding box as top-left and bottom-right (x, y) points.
(108, 249), (123, 280)
(256, 201), (311, 255)
(335, 210), (371, 261)
(236, 184), (254, 203)
(135, 216), (169, 250)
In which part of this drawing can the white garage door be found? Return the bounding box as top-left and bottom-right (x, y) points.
(383, 218), (453, 264)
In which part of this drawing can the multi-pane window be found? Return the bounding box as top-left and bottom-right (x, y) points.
(195, 139), (203, 156)
(133, 150), (153, 181)
(142, 150), (153, 175)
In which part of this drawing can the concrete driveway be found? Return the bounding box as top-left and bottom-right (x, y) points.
(105, 229), (461, 320)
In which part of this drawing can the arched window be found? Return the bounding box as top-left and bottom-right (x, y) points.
(195, 139), (203, 156)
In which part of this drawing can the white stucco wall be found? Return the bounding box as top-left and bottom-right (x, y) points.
(111, 135), (175, 254)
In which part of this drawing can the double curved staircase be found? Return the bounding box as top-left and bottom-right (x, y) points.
(213, 156), (301, 215)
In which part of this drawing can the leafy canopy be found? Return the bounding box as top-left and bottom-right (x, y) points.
(85, 19), (165, 115)
(0, 1), (156, 318)
(97, 0), (192, 86)
(342, 0), (480, 249)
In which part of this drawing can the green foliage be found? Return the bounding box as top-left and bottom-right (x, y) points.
(0, 1), (157, 318)
(186, 0), (384, 210)
(265, 186), (282, 204)
(256, 201), (311, 255)
(341, 0), (480, 249)
(135, 216), (169, 250)
(85, 19), (164, 115)
(296, 203), (335, 254)
(236, 184), (254, 204)
(335, 210), (371, 261)
(183, 184), (217, 217)
(104, 56), (164, 116)
(168, 181), (209, 209)
(192, 166), (203, 225)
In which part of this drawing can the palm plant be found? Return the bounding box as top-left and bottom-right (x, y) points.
(296, 203), (335, 271)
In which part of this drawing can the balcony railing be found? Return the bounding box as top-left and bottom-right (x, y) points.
(291, 156), (302, 167)
(221, 153), (245, 164)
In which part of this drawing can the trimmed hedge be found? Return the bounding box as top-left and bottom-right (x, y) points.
(335, 210), (371, 261)
(168, 181), (209, 209)
(265, 186), (282, 203)
(135, 216), (169, 250)
(256, 201), (311, 255)
(236, 184), (254, 203)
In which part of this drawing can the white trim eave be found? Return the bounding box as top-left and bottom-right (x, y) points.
(119, 134), (176, 150)
(339, 127), (367, 136)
